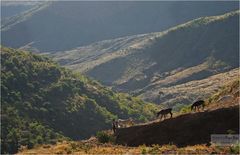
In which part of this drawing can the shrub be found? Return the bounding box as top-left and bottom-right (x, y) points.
(230, 143), (240, 154)
(96, 131), (114, 143)
(180, 105), (191, 114)
(27, 140), (34, 149)
(148, 144), (161, 154)
(49, 139), (57, 145)
(140, 144), (148, 154)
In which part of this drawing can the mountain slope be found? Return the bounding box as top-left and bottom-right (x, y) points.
(1, 1), (238, 52)
(1, 1), (43, 19)
(141, 68), (238, 109)
(52, 10), (239, 107)
(116, 80), (240, 147)
(18, 79), (240, 154)
(1, 2), (50, 31)
(116, 105), (239, 147)
(1, 47), (157, 154)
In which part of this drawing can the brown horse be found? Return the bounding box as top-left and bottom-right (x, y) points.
(191, 100), (205, 111)
(156, 108), (173, 120)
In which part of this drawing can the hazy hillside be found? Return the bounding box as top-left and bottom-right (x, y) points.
(1, 1), (238, 52)
(1, 1), (42, 19)
(1, 2), (50, 31)
(52, 10), (239, 107)
(1, 47), (157, 154)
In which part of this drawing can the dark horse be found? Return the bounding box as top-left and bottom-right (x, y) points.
(156, 108), (173, 120)
(191, 100), (205, 111)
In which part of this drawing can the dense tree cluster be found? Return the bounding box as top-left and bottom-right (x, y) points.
(1, 47), (157, 153)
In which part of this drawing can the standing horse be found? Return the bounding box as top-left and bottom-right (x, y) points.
(156, 108), (173, 120)
(191, 100), (205, 111)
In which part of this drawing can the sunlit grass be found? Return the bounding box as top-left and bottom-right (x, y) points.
(19, 140), (239, 154)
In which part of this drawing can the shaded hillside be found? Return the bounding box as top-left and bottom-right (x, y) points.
(1, 2), (50, 32)
(52, 11), (239, 107)
(116, 105), (239, 147)
(1, 47), (157, 153)
(1, 1), (238, 52)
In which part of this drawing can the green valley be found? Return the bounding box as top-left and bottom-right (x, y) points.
(1, 47), (157, 154)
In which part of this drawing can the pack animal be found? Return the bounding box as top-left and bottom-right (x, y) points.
(156, 108), (173, 120)
(117, 118), (134, 128)
(191, 100), (205, 111)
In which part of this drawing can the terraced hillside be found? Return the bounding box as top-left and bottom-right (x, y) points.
(52, 10), (239, 108)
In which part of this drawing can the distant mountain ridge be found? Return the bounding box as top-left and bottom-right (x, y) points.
(1, 1), (44, 19)
(1, 2), (50, 31)
(52, 10), (239, 107)
(1, 1), (238, 52)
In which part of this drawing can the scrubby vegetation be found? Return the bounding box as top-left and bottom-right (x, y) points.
(1, 47), (157, 153)
(96, 131), (115, 144)
(19, 140), (240, 154)
(178, 78), (239, 114)
(1, 106), (66, 154)
(208, 79), (239, 104)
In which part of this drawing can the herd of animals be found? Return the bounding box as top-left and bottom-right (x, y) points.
(112, 93), (238, 132)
